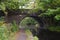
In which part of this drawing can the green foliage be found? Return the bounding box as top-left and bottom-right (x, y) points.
(0, 2), (6, 11)
(39, 0), (60, 32)
(0, 0), (60, 11)
(0, 0), (40, 15)
(20, 17), (39, 26)
(40, 0), (60, 9)
(0, 19), (18, 40)
(0, 0), (38, 10)
(0, 17), (5, 26)
(0, 23), (10, 40)
(0, 0), (19, 10)
(11, 21), (19, 32)
(20, 17), (39, 32)
(34, 36), (38, 40)
(48, 26), (60, 32)
(0, 23), (17, 40)
(6, 2), (19, 9)
(55, 14), (60, 20)
(40, 8), (60, 20)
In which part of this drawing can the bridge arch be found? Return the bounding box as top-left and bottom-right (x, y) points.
(19, 15), (44, 36)
(20, 15), (44, 29)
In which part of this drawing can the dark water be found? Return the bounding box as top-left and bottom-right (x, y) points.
(37, 29), (60, 40)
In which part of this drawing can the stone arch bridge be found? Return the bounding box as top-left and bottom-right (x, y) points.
(0, 9), (44, 28)
(4, 14), (44, 30)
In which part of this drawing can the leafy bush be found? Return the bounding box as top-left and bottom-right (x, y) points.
(34, 36), (38, 40)
(0, 24), (10, 40)
(55, 14), (60, 20)
(0, 18), (19, 40)
(11, 21), (19, 32)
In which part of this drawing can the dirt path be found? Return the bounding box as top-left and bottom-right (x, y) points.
(14, 30), (34, 40)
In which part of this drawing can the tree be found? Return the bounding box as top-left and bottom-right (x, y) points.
(39, 0), (60, 32)
(0, 0), (31, 15)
